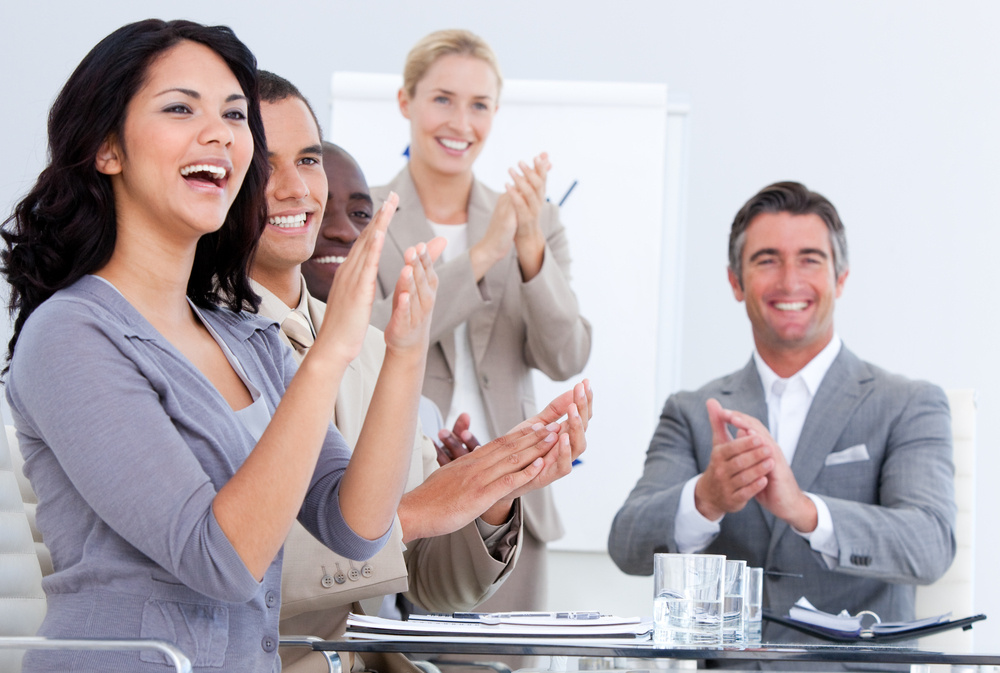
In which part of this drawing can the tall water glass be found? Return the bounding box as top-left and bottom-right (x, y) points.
(722, 560), (747, 645)
(653, 553), (725, 646)
(745, 566), (764, 645)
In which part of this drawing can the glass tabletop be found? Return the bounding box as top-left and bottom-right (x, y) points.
(311, 638), (1000, 667)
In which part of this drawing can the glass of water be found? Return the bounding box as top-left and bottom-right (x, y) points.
(653, 553), (725, 647)
(744, 566), (764, 645)
(722, 560), (747, 646)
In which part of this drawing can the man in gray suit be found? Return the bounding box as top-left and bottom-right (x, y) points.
(609, 181), (956, 644)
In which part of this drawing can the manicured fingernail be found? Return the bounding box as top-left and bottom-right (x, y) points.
(545, 422), (560, 432)
(531, 423), (544, 431)
(545, 432), (557, 443)
(533, 457), (544, 467)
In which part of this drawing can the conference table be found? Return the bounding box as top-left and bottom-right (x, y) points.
(309, 636), (1000, 670)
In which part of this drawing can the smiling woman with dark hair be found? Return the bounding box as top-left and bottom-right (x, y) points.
(1, 19), (431, 673)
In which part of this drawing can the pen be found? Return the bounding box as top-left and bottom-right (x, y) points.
(557, 180), (578, 207)
(452, 611), (603, 620)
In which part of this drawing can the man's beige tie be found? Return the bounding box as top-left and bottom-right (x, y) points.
(281, 309), (314, 354)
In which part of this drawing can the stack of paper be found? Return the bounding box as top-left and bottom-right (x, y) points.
(788, 597), (863, 637)
(871, 613), (950, 635)
(345, 612), (652, 641)
(787, 597), (952, 638)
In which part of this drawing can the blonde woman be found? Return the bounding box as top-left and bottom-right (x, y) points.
(370, 29), (592, 612)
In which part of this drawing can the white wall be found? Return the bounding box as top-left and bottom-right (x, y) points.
(2, 0), (998, 647)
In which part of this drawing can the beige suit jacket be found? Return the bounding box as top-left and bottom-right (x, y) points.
(371, 168), (592, 542)
(253, 281), (521, 673)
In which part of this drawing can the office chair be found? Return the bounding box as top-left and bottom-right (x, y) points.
(0, 425), (193, 672)
(914, 389), (977, 654)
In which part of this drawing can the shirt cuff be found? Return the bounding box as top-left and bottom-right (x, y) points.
(475, 499), (521, 563)
(675, 475), (723, 553)
(796, 492), (838, 568)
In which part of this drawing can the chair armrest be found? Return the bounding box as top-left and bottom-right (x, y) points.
(0, 636), (191, 673)
(280, 635), (348, 673)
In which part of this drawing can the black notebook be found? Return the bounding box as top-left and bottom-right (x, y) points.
(763, 610), (986, 643)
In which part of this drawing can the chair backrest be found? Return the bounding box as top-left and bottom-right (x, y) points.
(6, 427), (51, 577)
(0, 423), (47, 671)
(915, 389), (976, 652)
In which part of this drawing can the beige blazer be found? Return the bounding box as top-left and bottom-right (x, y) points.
(254, 281), (521, 673)
(371, 168), (592, 542)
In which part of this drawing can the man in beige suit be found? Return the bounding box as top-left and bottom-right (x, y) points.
(254, 72), (591, 673)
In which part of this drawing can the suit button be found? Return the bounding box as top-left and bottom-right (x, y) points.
(361, 564), (374, 578)
(265, 590), (277, 607)
(262, 636), (276, 653)
(348, 567), (360, 581)
(321, 574), (335, 588)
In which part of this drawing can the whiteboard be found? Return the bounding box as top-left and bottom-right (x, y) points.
(328, 73), (688, 551)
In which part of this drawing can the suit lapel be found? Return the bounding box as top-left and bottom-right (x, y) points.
(384, 168), (457, 376)
(765, 346), (875, 557)
(719, 360), (773, 530)
(466, 179), (511, 365)
(384, 169), (437, 255)
(789, 347), (874, 488)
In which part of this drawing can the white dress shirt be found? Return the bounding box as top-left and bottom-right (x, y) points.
(675, 336), (843, 566)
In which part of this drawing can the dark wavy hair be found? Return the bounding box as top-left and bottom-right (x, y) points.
(1, 19), (268, 367)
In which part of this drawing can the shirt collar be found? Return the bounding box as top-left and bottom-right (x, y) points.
(251, 275), (317, 335)
(293, 275), (317, 335)
(753, 334), (843, 397)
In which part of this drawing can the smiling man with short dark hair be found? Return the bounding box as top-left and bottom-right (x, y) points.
(610, 181), (956, 645)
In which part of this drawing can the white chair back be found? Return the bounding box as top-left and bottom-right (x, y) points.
(0, 424), (193, 672)
(7, 426), (51, 577)
(0, 423), (47, 672)
(915, 389), (976, 652)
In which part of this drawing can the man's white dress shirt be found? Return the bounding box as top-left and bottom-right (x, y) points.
(675, 336), (843, 566)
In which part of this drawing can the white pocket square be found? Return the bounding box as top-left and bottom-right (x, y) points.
(825, 443), (870, 466)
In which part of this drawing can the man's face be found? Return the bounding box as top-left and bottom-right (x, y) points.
(728, 211), (847, 360)
(255, 97), (326, 279)
(301, 147), (372, 299)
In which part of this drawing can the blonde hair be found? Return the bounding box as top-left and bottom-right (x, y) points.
(402, 29), (503, 98)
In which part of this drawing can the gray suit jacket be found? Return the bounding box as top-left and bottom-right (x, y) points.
(371, 167), (592, 542)
(609, 347), (956, 643)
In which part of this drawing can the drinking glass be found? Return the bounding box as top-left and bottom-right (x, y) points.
(653, 554), (725, 646)
(745, 566), (764, 645)
(722, 560), (747, 645)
